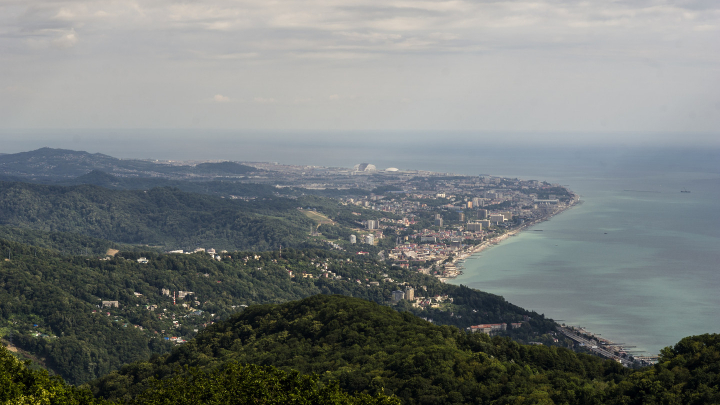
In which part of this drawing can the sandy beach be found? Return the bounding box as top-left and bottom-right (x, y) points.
(450, 198), (580, 268)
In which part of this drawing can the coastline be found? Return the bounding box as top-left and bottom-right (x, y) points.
(443, 196), (659, 365)
(447, 196), (581, 272)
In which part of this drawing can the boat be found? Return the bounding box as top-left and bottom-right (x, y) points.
(681, 189), (691, 193)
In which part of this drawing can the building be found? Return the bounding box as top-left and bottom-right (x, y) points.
(177, 291), (194, 299)
(489, 214), (505, 224)
(466, 222), (483, 232)
(102, 301), (119, 308)
(477, 209), (488, 219)
(467, 201), (473, 209)
(364, 234), (375, 245)
(366, 220), (379, 230)
(405, 287), (415, 301)
(434, 214), (443, 227)
(472, 197), (484, 207)
(420, 236), (437, 243)
(534, 199), (559, 205)
(458, 212), (465, 222)
(391, 290), (405, 303)
(349, 234), (357, 244)
(353, 163), (377, 172)
(467, 323), (507, 335)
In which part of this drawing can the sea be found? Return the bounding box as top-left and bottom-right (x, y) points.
(4, 129), (720, 355)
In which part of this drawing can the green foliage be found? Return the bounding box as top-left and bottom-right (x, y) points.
(131, 363), (399, 405)
(0, 225), (140, 256)
(605, 334), (720, 404)
(0, 344), (105, 404)
(0, 238), (556, 385)
(91, 295), (628, 404)
(0, 181), (318, 251)
(0, 240), (323, 384)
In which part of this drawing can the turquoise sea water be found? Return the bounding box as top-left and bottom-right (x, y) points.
(451, 176), (720, 355)
(4, 132), (719, 355)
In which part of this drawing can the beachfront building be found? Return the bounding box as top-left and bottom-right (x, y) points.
(466, 222), (483, 232)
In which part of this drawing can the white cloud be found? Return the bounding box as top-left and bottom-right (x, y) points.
(0, 0), (718, 134)
(51, 28), (78, 48)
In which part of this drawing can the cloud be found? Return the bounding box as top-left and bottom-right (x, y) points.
(1, 0), (718, 133)
(5, 0), (720, 58)
(51, 28), (78, 48)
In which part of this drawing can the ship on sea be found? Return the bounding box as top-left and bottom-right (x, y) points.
(681, 188), (691, 193)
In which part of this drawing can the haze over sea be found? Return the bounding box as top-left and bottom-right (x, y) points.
(4, 129), (720, 355)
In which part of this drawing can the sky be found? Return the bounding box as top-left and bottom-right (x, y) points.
(1, 0), (719, 147)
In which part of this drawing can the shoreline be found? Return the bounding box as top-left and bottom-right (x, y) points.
(442, 196), (659, 365)
(447, 196), (581, 271)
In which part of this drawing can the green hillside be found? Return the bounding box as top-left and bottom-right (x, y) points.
(89, 295), (720, 404)
(0, 345), (106, 405)
(0, 181), (317, 251)
(0, 344), (395, 405)
(0, 238), (555, 385)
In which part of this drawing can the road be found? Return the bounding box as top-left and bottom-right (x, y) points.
(557, 327), (633, 367)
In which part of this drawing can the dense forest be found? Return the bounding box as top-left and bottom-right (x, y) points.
(5, 282), (720, 403)
(0, 239), (552, 384)
(0, 181), (391, 251)
(0, 344), (395, 405)
(90, 295), (720, 404)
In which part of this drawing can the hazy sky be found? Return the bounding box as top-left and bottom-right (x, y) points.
(1, 0), (719, 144)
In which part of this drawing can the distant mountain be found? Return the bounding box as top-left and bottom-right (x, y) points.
(0, 148), (260, 180)
(66, 169), (283, 198)
(0, 148), (144, 178)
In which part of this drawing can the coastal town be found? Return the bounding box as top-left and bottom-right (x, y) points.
(259, 162), (580, 281)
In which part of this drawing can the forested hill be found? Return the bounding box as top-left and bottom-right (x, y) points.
(0, 181), (317, 251)
(90, 295), (623, 403)
(0, 148), (260, 180)
(0, 240), (556, 385)
(91, 295), (720, 405)
(0, 344), (397, 405)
